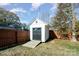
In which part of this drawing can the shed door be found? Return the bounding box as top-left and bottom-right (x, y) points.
(33, 28), (41, 40)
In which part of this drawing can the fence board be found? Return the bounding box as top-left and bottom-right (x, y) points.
(0, 29), (29, 48)
(17, 30), (29, 44)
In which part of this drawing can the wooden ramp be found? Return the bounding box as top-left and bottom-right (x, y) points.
(22, 40), (41, 48)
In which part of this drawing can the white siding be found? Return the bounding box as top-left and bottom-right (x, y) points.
(30, 26), (32, 40)
(30, 19), (49, 42)
(41, 26), (45, 42)
(30, 19), (45, 28)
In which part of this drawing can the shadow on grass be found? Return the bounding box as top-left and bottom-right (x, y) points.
(0, 42), (28, 51)
(46, 30), (57, 42)
(0, 44), (18, 51)
(46, 38), (57, 43)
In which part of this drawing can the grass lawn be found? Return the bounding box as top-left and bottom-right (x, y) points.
(0, 39), (79, 56)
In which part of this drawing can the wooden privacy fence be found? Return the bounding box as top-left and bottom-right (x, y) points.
(0, 29), (29, 48)
(17, 30), (29, 44)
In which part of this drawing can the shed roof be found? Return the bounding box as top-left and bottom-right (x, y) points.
(29, 18), (48, 26)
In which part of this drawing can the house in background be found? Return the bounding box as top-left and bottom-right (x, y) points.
(30, 19), (49, 42)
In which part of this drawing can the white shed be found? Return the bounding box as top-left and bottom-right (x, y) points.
(30, 19), (49, 42)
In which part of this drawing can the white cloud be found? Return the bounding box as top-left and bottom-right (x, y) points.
(31, 3), (44, 11)
(10, 8), (27, 13)
(0, 3), (10, 6)
(50, 4), (58, 11)
(49, 4), (58, 18)
(49, 14), (53, 18)
(10, 8), (28, 23)
(20, 20), (29, 25)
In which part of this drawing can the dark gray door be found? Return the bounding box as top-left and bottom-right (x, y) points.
(33, 28), (41, 40)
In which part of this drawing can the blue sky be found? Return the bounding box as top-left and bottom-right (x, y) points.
(0, 3), (57, 24)
(0, 3), (79, 24)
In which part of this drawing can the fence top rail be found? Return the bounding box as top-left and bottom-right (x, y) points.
(0, 27), (16, 30)
(0, 27), (29, 32)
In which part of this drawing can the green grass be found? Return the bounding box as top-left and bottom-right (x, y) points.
(0, 39), (79, 56)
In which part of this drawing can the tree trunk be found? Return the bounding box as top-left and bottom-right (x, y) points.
(71, 15), (77, 42)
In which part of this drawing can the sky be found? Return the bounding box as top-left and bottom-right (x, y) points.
(0, 3), (57, 24)
(0, 3), (79, 25)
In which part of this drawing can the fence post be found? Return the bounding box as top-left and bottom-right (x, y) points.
(15, 30), (18, 44)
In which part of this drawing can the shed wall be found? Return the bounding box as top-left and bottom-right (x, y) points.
(45, 26), (49, 41)
(30, 19), (49, 42)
